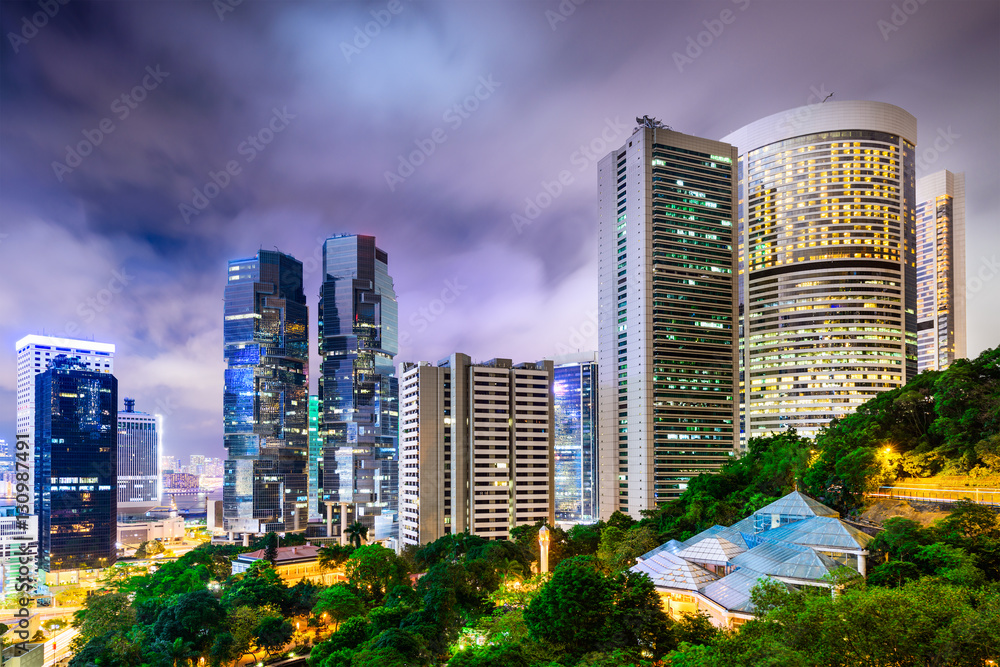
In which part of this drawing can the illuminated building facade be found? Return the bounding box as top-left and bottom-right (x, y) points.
(318, 234), (399, 541)
(722, 101), (918, 441)
(597, 121), (739, 518)
(916, 170), (966, 371)
(398, 355), (554, 546)
(35, 355), (117, 572)
(553, 353), (598, 524)
(117, 398), (160, 511)
(308, 395), (322, 521)
(223, 250), (309, 534)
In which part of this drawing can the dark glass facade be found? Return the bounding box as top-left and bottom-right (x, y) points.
(553, 360), (598, 523)
(34, 356), (117, 572)
(223, 250), (308, 534)
(319, 234), (398, 539)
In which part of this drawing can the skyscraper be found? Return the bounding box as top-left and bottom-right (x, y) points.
(916, 170), (966, 371)
(399, 355), (554, 546)
(16, 335), (115, 446)
(552, 353), (598, 524)
(722, 101), (918, 441)
(598, 119), (739, 518)
(318, 234), (399, 540)
(308, 395), (322, 521)
(117, 398), (160, 512)
(223, 250), (309, 535)
(35, 355), (117, 574)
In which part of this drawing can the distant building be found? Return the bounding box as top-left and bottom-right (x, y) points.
(117, 514), (185, 546)
(0, 506), (37, 596)
(598, 121), (739, 517)
(399, 355), (554, 547)
(552, 353), (598, 524)
(916, 170), (967, 371)
(308, 395), (322, 521)
(34, 355), (117, 574)
(632, 490), (872, 629)
(223, 250), (309, 535)
(318, 234), (399, 541)
(722, 101), (919, 442)
(232, 544), (342, 586)
(117, 398), (160, 512)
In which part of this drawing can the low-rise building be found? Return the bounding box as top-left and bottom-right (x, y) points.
(631, 491), (872, 628)
(231, 544), (342, 586)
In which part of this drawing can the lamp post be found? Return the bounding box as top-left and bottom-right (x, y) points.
(538, 525), (550, 574)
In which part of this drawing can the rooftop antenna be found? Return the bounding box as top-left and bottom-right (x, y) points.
(635, 115), (671, 131)
(822, 92), (834, 103)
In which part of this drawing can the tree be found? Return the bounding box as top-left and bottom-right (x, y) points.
(154, 636), (198, 667)
(71, 591), (136, 651)
(344, 544), (408, 605)
(153, 589), (226, 654)
(223, 559), (288, 610)
(524, 556), (613, 655)
(314, 585), (363, 630)
(264, 531), (279, 564)
(318, 544), (355, 571)
(255, 616), (294, 656)
(603, 570), (675, 659)
(345, 521), (369, 548)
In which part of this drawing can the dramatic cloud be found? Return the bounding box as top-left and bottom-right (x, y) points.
(1, 0), (997, 461)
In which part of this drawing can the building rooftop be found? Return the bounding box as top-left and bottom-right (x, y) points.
(237, 544), (323, 564)
(632, 549), (719, 591)
(753, 491), (839, 521)
(762, 516), (873, 551)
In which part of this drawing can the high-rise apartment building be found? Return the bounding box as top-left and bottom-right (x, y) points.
(308, 395), (322, 521)
(117, 398), (160, 511)
(722, 101), (918, 442)
(598, 119), (739, 518)
(916, 170), (966, 371)
(223, 250), (309, 535)
(399, 355), (554, 546)
(34, 355), (117, 573)
(552, 353), (598, 524)
(318, 234), (399, 541)
(16, 335), (115, 445)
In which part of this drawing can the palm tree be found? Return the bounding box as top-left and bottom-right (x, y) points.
(345, 521), (368, 548)
(497, 558), (524, 584)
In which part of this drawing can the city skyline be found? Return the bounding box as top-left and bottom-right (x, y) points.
(2, 0), (998, 462)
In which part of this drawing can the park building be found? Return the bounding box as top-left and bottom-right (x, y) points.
(398, 354), (555, 547)
(632, 490), (872, 628)
(721, 101), (919, 444)
(232, 544), (343, 586)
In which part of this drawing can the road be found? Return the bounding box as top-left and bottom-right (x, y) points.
(43, 626), (77, 666)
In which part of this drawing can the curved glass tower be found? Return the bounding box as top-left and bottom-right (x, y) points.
(722, 101), (918, 441)
(319, 234), (398, 540)
(223, 250), (308, 534)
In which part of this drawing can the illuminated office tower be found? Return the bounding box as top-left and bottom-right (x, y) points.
(398, 355), (554, 547)
(117, 398), (160, 512)
(597, 119), (739, 519)
(553, 353), (598, 524)
(722, 101), (918, 440)
(35, 355), (117, 573)
(16, 335), (115, 446)
(318, 235), (399, 541)
(916, 170), (966, 371)
(308, 395), (321, 521)
(223, 250), (309, 535)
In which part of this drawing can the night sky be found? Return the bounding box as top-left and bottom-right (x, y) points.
(2, 0), (997, 462)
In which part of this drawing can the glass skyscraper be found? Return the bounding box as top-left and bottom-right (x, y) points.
(916, 170), (966, 372)
(319, 234), (399, 540)
(597, 121), (739, 517)
(553, 354), (598, 524)
(308, 395), (321, 521)
(722, 101), (918, 442)
(223, 250), (308, 535)
(34, 355), (117, 573)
